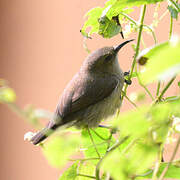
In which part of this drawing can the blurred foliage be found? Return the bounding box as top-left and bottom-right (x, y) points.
(42, 135), (81, 168)
(0, 87), (16, 103)
(138, 40), (180, 83)
(1, 0), (180, 179)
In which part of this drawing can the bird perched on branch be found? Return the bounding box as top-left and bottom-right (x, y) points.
(27, 40), (133, 145)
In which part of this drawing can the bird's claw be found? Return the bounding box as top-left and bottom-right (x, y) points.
(124, 71), (132, 85)
(124, 71), (130, 76)
(125, 79), (132, 85)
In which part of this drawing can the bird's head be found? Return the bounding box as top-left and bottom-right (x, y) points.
(81, 40), (134, 75)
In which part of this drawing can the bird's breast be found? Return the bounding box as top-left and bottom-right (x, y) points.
(75, 80), (123, 128)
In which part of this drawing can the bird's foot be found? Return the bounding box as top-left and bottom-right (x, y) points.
(124, 71), (132, 85)
(124, 71), (130, 76)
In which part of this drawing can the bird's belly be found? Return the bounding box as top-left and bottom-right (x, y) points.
(75, 83), (122, 128)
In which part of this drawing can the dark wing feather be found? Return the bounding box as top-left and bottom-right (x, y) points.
(56, 72), (118, 121)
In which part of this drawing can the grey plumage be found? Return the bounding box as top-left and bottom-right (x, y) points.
(31, 40), (133, 145)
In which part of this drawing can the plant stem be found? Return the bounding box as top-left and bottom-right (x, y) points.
(130, 5), (146, 78)
(7, 103), (27, 120)
(122, 91), (138, 108)
(91, 129), (109, 141)
(68, 157), (100, 161)
(156, 81), (161, 97)
(135, 63), (154, 100)
(95, 136), (129, 180)
(143, 25), (157, 44)
(122, 5), (147, 101)
(156, 3), (174, 100)
(106, 132), (113, 153)
(159, 10), (168, 21)
(107, 136), (129, 152)
(152, 144), (163, 180)
(159, 136), (180, 180)
(119, 12), (137, 25)
(120, 12), (157, 46)
(121, 138), (137, 154)
(83, 37), (91, 53)
(169, 15), (173, 40)
(77, 173), (96, 179)
(157, 77), (176, 101)
(87, 128), (101, 159)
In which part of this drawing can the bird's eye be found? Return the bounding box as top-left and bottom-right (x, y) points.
(104, 54), (113, 62)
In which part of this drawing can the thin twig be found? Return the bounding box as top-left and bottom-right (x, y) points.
(95, 136), (129, 180)
(77, 173), (96, 179)
(169, 15), (173, 40)
(152, 144), (163, 180)
(159, 10), (168, 21)
(143, 25), (157, 44)
(135, 63), (154, 101)
(87, 128), (101, 158)
(120, 12), (157, 45)
(122, 91), (138, 108)
(107, 136), (129, 152)
(91, 129), (109, 141)
(83, 37), (91, 53)
(156, 81), (161, 97)
(157, 77), (176, 101)
(119, 12), (137, 25)
(7, 103), (27, 119)
(106, 132), (113, 153)
(122, 5), (147, 101)
(68, 157), (100, 162)
(129, 5), (147, 79)
(159, 136), (180, 180)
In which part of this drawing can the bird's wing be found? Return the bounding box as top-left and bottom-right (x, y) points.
(57, 72), (119, 120)
(31, 73), (119, 145)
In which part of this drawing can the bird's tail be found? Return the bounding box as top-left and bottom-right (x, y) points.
(30, 127), (55, 145)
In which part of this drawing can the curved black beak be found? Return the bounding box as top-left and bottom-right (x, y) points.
(114, 39), (134, 53)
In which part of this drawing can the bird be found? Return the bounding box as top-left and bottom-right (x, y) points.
(30, 40), (133, 145)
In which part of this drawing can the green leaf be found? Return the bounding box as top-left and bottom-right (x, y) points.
(157, 163), (180, 179)
(102, 142), (158, 180)
(82, 0), (164, 38)
(139, 40), (180, 83)
(98, 15), (121, 38)
(42, 135), (80, 168)
(106, 0), (163, 18)
(77, 162), (96, 180)
(59, 160), (96, 180)
(81, 7), (103, 35)
(113, 103), (171, 142)
(59, 162), (78, 180)
(81, 128), (114, 159)
(81, 1), (133, 38)
(0, 87), (16, 103)
(113, 107), (150, 137)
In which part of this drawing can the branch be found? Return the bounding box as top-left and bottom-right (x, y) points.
(157, 77), (176, 101)
(159, 136), (180, 180)
(87, 128), (101, 158)
(95, 136), (129, 180)
(122, 5), (147, 101)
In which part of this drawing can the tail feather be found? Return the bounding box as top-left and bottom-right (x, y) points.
(31, 128), (53, 145)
